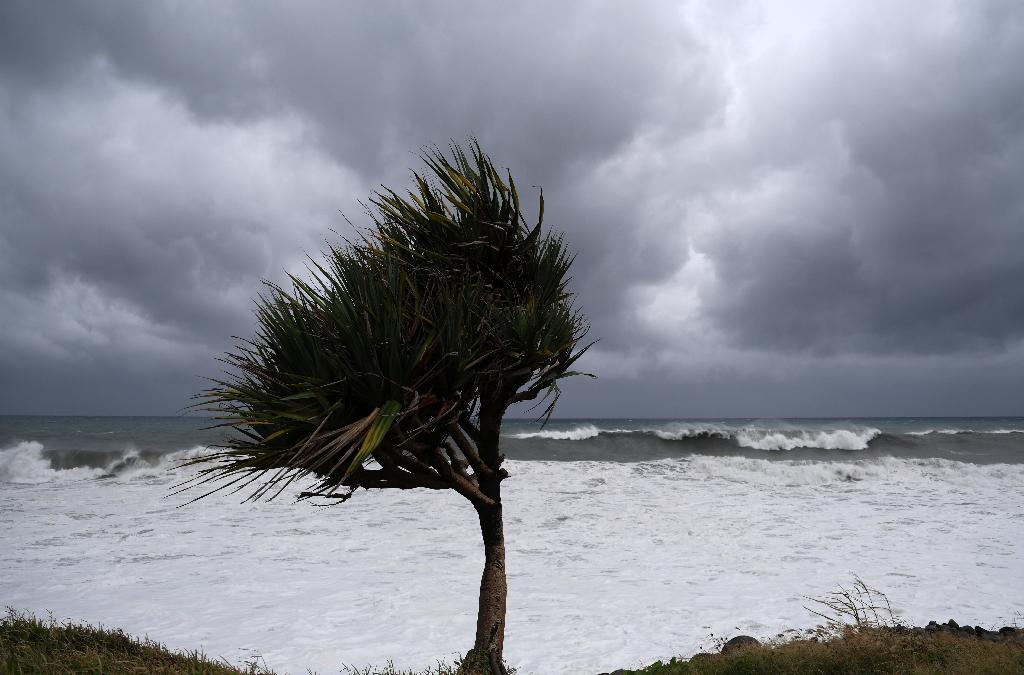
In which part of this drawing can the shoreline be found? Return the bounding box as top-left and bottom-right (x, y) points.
(3, 610), (1022, 675)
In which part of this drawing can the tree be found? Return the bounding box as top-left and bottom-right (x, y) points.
(186, 140), (591, 672)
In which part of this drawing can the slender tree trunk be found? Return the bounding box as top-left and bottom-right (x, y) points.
(470, 402), (508, 672)
(473, 500), (507, 661)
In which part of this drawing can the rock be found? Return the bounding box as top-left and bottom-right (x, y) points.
(721, 635), (761, 655)
(689, 652), (714, 663)
(912, 621), (1021, 642)
(1005, 630), (1024, 643)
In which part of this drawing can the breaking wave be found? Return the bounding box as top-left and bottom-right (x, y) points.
(509, 424), (606, 441)
(507, 423), (881, 451)
(0, 442), (104, 483)
(0, 442), (209, 484)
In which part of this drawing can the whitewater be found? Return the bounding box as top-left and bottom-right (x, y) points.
(2, 417), (1023, 674)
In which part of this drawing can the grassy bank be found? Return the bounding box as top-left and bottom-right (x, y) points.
(3, 609), (1022, 674)
(0, 609), (271, 674)
(620, 626), (1024, 674)
(0, 610), (476, 675)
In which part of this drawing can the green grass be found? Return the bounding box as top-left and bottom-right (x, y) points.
(0, 610), (509, 675)
(0, 609), (273, 674)
(4, 608), (1022, 675)
(625, 626), (1024, 675)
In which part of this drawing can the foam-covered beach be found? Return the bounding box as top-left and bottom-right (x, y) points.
(2, 416), (1022, 673)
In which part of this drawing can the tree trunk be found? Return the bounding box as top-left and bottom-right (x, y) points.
(469, 402), (509, 673)
(473, 500), (507, 663)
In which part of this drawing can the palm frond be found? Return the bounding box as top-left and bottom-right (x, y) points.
(188, 139), (591, 502)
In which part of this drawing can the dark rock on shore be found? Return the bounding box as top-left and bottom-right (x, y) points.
(919, 619), (1022, 643)
(721, 635), (761, 654)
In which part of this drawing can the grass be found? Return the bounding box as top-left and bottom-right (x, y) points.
(0, 609), (509, 675)
(0, 609), (273, 674)
(623, 625), (1024, 674)
(616, 578), (1023, 675)
(338, 658), (508, 675)
(3, 607), (1021, 675)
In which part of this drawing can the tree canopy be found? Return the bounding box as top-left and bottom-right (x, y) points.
(187, 139), (590, 506)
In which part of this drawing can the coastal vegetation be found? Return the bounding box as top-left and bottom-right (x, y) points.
(184, 140), (590, 672)
(0, 609), (269, 674)
(618, 625), (1024, 674)
(3, 609), (1021, 674)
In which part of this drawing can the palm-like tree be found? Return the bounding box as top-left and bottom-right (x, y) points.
(186, 140), (591, 672)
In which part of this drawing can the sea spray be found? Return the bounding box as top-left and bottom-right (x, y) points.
(0, 442), (210, 484)
(0, 442), (104, 484)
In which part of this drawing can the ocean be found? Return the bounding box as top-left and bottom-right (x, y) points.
(2, 415), (1022, 673)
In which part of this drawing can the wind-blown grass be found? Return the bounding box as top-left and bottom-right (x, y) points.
(4, 608), (1020, 674)
(0, 610), (515, 675)
(0, 609), (272, 674)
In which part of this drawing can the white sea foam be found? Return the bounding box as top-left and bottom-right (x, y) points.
(0, 443), (211, 484)
(683, 454), (1022, 486)
(102, 446), (212, 480)
(644, 423), (880, 450)
(734, 427), (881, 451)
(651, 424), (732, 440)
(907, 428), (1024, 436)
(0, 442), (104, 483)
(2, 448), (1023, 674)
(508, 424), (605, 440)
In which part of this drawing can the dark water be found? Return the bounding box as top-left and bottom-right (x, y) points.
(2, 415), (1023, 469)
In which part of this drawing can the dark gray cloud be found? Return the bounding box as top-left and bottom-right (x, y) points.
(2, 1), (1023, 416)
(692, 1), (1024, 355)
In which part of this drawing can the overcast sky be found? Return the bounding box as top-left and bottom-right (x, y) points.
(2, 1), (1023, 418)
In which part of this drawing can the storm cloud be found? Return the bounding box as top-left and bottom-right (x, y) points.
(2, 1), (1022, 416)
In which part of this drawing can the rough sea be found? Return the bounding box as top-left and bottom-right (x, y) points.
(2, 415), (1022, 674)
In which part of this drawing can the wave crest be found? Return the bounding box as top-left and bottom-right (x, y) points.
(509, 424), (605, 441)
(734, 428), (880, 451)
(507, 423), (881, 451)
(0, 442), (104, 483)
(0, 442), (210, 484)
